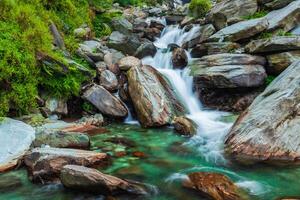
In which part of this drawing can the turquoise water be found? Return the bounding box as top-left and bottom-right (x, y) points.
(1, 123), (300, 200)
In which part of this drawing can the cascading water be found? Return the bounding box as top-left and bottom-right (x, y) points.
(142, 21), (232, 163)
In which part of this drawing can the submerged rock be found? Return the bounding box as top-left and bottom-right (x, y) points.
(225, 60), (300, 165)
(24, 147), (109, 182)
(83, 84), (128, 118)
(207, 0), (258, 30)
(0, 118), (35, 172)
(0, 174), (23, 192)
(173, 116), (197, 136)
(127, 65), (185, 127)
(245, 36), (300, 54)
(172, 48), (188, 69)
(183, 172), (243, 200)
(33, 131), (90, 149)
(208, 18), (268, 42)
(61, 165), (147, 195)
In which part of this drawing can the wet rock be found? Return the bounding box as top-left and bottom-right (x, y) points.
(225, 60), (300, 165)
(144, 27), (161, 41)
(191, 42), (241, 58)
(127, 65), (185, 127)
(45, 97), (68, 117)
(82, 84), (128, 118)
(76, 114), (104, 127)
(149, 20), (165, 31)
(24, 147), (109, 182)
(134, 43), (157, 59)
(105, 137), (136, 148)
(172, 48), (188, 69)
(111, 18), (133, 35)
(33, 131), (90, 149)
(0, 118), (35, 172)
(266, 51), (300, 75)
(207, 0), (258, 30)
(60, 165), (147, 195)
(165, 15), (184, 25)
(208, 18), (268, 42)
(245, 36), (300, 54)
(183, 24), (216, 48)
(258, 0), (294, 10)
(265, 0), (300, 32)
(183, 172), (242, 200)
(99, 70), (119, 92)
(118, 56), (142, 71)
(173, 116), (197, 136)
(107, 31), (141, 55)
(133, 19), (148, 33)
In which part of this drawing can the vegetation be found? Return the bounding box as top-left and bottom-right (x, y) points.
(242, 10), (268, 20)
(258, 29), (293, 39)
(266, 75), (276, 85)
(189, 0), (212, 18)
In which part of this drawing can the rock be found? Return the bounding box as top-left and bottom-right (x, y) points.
(33, 131), (90, 149)
(24, 147), (109, 182)
(183, 24), (216, 48)
(183, 172), (242, 200)
(108, 63), (121, 76)
(148, 7), (163, 16)
(192, 65), (267, 89)
(172, 48), (188, 69)
(76, 114), (104, 127)
(144, 27), (161, 41)
(107, 31), (141, 55)
(74, 26), (92, 39)
(165, 15), (184, 25)
(265, 0), (300, 32)
(45, 97), (68, 117)
(245, 36), (300, 54)
(134, 43), (157, 58)
(191, 42), (241, 58)
(118, 56), (142, 71)
(173, 116), (197, 136)
(49, 23), (65, 50)
(133, 19), (148, 33)
(104, 51), (125, 66)
(266, 51), (300, 75)
(61, 165), (147, 195)
(0, 118), (35, 172)
(207, 0), (258, 30)
(82, 84), (128, 118)
(127, 65), (185, 127)
(95, 61), (107, 73)
(77, 43), (105, 63)
(225, 60), (300, 165)
(149, 20), (165, 31)
(208, 18), (268, 42)
(196, 88), (262, 112)
(99, 70), (119, 91)
(259, 0), (294, 10)
(111, 18), (133, 35)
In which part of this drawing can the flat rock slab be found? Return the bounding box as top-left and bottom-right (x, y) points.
(209, 18), (268, 42)
(61, 165), (147, 195)
(245, 36), (300, 54)
(24, 147), (109, 182)
(266, 51), (300, 75)
(0, 118), (35, 172)
(225, 60), (300, 165)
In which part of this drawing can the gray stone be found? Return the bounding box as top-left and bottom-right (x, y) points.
(45, 97), (68, 117)
(259, 0), (294, 10)
(191, 42), (241, 58)
(82, 84), (128, 118)
(266, 51), (300, 75)
(183, 24), (216, 48)
(134, 43), (157, 58)
(99, 70), (119, 92)
(107, 31), (141, 55)
(112, 18), (133, 35)
(118, 56), (142, 71)
(225, 60), (300, 165)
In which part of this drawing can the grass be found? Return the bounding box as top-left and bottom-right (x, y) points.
(242, 10), (268, 20)
(189, 0), (212, 18)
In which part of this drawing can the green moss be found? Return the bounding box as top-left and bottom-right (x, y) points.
(189, 0), (212, 18)
(242, 10), (268, 20)
(258, 29), (294, 39)
(266, 75), (276, 85)
(93, 11), (122, 37)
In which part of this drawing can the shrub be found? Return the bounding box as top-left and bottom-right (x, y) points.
(189, 0), (212, 18)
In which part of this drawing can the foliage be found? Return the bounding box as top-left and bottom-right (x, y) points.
(242, 10), (268, 20)
(258, 29), (294, 39)
(93, 11), (122, 37)
(266, 75), (276, 85)
(189, 0), (212, 18)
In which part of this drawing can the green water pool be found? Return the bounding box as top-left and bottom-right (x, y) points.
(1, 123), (300, 200)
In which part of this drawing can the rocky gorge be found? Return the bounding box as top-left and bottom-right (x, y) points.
(1, 0), (300, 199)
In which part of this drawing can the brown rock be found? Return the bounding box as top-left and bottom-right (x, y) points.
(172, 48), (188, 69)
(173, 116), (198, 136)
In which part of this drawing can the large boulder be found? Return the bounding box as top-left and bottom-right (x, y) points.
(258, 0), (294, 10)
(264, 0), (300, 32)
(0, 118), (35, 172)
(118, 56), (142, 71)
(173, 116), (197, 136)
(245, 36), (300, 54)
(172, 48), (188, 69)
(182, 172), (243, 200)
(207, 0), (258, 30)
(24, 147), (109, 182)
(225, 60), (300, 165)
(208, 18), (268, 42)
(99, 70), (119, 92)
(33, 131), (90, 149)
(127, 65), (185, 127)
(183, 24), (216, 48)
(266, 51), (300, 75)
(83, 84), (128, 118)
(107, 31), (141, 55)
(191, 42), (241, 58)
(61, 165), (147, 195)
(111, 18), (133, 35)
(134, 43), (157, 59)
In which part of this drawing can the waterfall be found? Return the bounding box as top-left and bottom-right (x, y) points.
(142, 23), (233, 163)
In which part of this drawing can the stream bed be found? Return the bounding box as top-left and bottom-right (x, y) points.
(1, 123), (300, 200)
